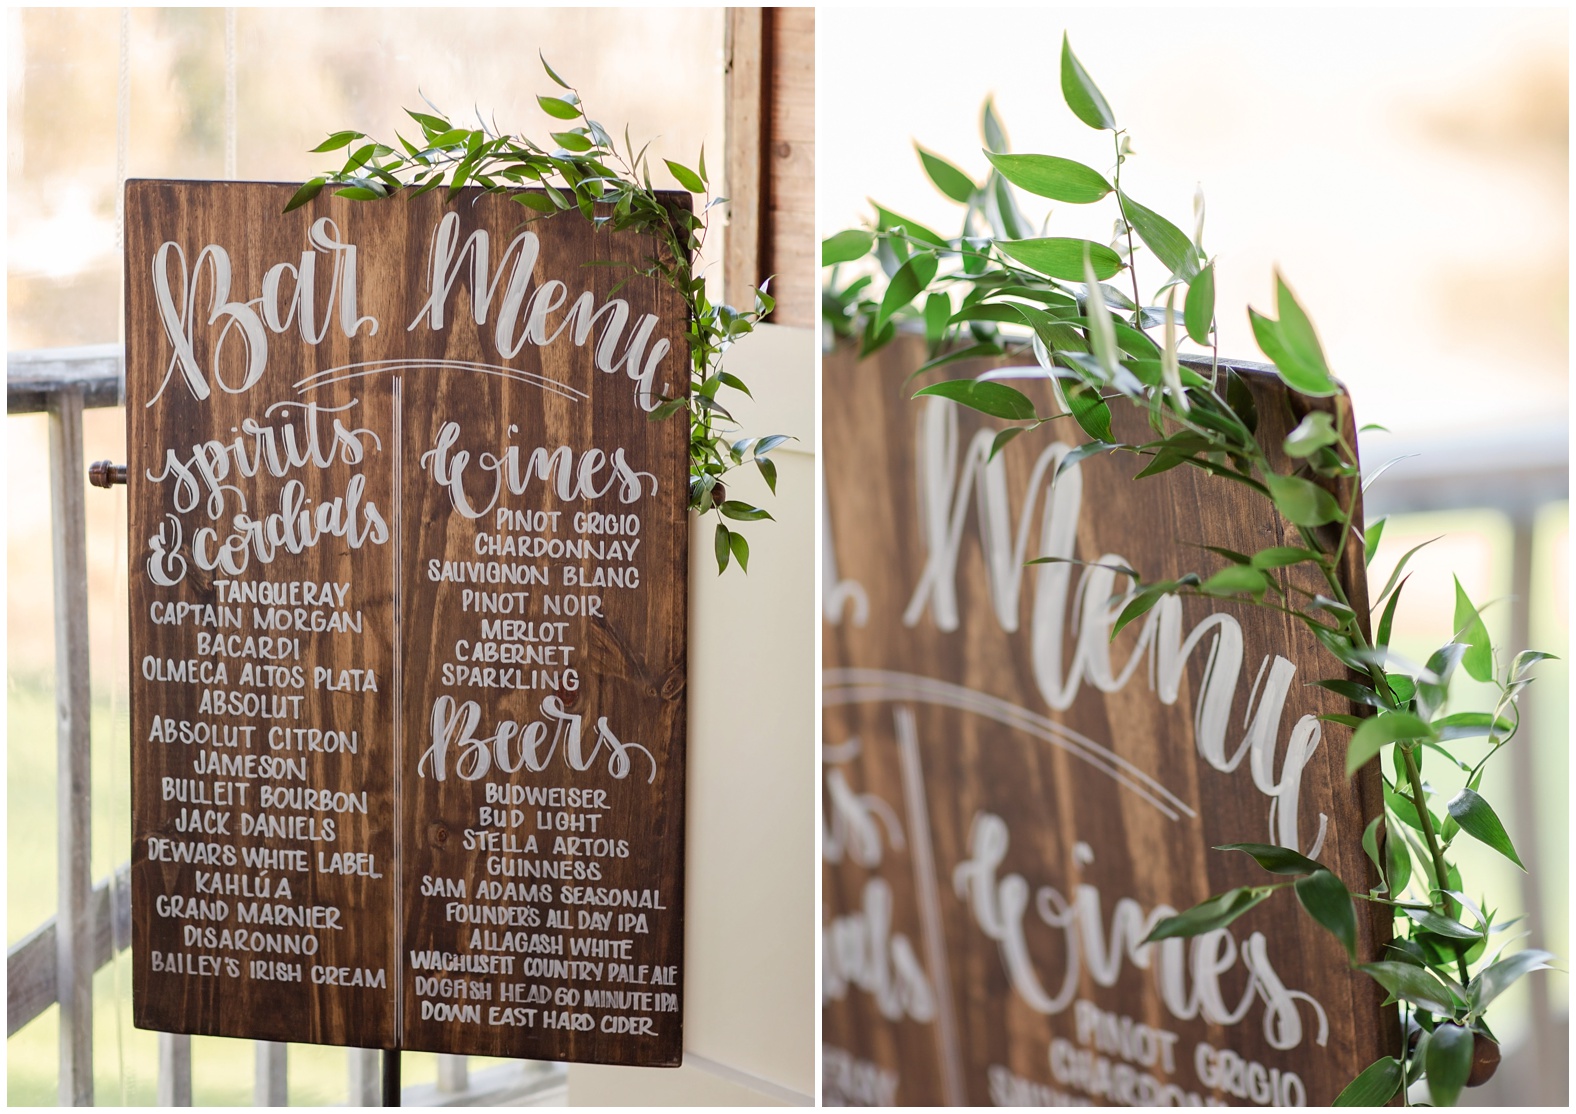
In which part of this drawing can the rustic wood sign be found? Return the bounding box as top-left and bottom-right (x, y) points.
(821, 335), (1394, 1106)
(126, 180), (688, 1065)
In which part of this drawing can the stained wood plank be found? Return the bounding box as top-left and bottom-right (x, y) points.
(764, 6), (814, 328)
(821, 335), (1395, 1106)
(125, 180), (690, 1065)
(724, 8), (766, 316)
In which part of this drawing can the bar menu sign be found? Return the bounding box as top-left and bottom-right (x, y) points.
(126, 180), (688, 1065)
(821, 336), (1394, 1105)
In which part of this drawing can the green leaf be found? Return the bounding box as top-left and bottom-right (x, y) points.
(1200, 565), (1269, 597)
(752, 434), (793, 457)
(913, 379), (1037, 422)
(1312, 678), (1386, 708)
(664, 159), (704, 193)
(1295, 869), (1356, 960)
(284, 176), (327, 213)
(1054, 439), (1116, 477)
(404, 109), (449, 137)
(1134, 448), (1191, 480)
(873, 203), (948, 249)
(1249, 306), (1338, 398)
(1361, 815), (1385, 879)
(1333, 1057), (1403, 1107)
(988, 426), (1026, 462)
(755, 455), (777, 496)
(1119, 193), (1199, 280)
(537, 95), (581, 120)
(1386, 823), (1412, 893)
(997, 237), (1124, 281)
(714, 523), (731, 573)
(1357, 961), (1460, 1015)
(981, 96), (1011, 153)
(982, 151), (1111, 204)
(719, 500), (772, 523)
(1274, 273), (1335, 390)
(428, 127), (472, 149)
(1112, 584), (1169, 639)
(1446, 788), (1524, 869)
(1471, 948), (1555, 1012)
(551, 130), (594, 153)
(1511, 649), (1557, 680)
(1425, 1023), (1473, 1107)
(1265, 473), (1342, 527)
(1143, 886), (1275, 943)
(1433, 711), (1513, 741)
(1403, 907), (1482, 941)
(1384, 780), (1430, 834)
(717, 371), (752, 399)
(1252, 546), (1319, 569)
(1347, 711), (1433, 776)
(1284, 411), (1339, 458)
(1223, 369), (1259, 434)
(514, 191), (557, 213)
(1215, 842), (1323, 876)
(917, 144), (976, 203)
(924, 292), (951, 348)
(729, 530), (750, 573)
(333, 186), (384, 202)
(1060, 34), (1116, 130)
(1452, 577), (1494, 683)
(1196, 544), (1251, 566)
(1064, 381), (1113, 442)
(540, 52), (571, 89)
(311, 130), (364, 153)
(1364, 516), (1387, 566)
(1184, 261), (1214, 345)
(822, 229), (874, 267)
(876, 253), (939, 331)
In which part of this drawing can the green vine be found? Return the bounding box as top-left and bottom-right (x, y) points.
(290, 55), (786, 573)
(824, 34), (1555, 1106)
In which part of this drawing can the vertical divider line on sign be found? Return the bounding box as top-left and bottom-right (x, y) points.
(894, 705), (966, 1106)
(392, 374), (405, 1047)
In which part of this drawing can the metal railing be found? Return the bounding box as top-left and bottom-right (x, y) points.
(6, 344), (566, 1106)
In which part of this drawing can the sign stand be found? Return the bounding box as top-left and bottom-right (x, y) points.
(382, 1049), (399, 1107)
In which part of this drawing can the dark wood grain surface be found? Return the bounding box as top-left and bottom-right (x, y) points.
(127, 180), (688, 1064)
(821, 335), (1394, 1106)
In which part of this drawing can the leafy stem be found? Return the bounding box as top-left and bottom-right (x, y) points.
(292, 59), (789, 573)
(1112, 130), (1143, 324)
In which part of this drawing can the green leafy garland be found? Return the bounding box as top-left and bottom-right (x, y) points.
(290, 56), (786, 573)
(823, 35), (1555, 1107)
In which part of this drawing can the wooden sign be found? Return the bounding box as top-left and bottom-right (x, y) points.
(821, 335), (1394, 1106)
(126, 180), (688, 1065)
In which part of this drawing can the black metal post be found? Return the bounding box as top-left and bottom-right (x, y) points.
(382, 1048), (400, 1107)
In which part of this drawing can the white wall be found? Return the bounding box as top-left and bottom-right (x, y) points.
(567, 323), (815, 1106)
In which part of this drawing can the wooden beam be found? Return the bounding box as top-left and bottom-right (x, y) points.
(764, 6), (814, 327)
(724, 8), (768, 314)
(7, 863), (130, 1037)
(49, 387), (93, 1106)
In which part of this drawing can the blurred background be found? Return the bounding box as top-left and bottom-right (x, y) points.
(821, 7), (1567, 1105)
(7, 6), (730, 1105)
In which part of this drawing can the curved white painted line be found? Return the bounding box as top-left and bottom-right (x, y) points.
(294, 358), (587, 401)
(822, 668), (1195, 822)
